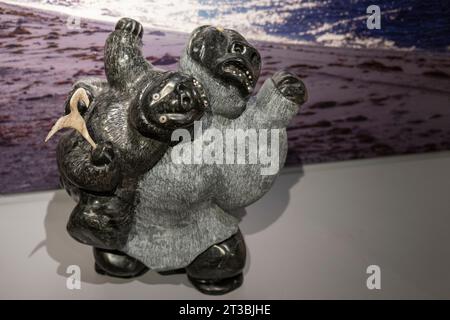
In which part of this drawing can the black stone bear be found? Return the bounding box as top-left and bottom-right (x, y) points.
(46, 18), (207, 276)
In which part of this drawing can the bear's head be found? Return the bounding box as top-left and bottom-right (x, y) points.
(180, 25), (261, 119)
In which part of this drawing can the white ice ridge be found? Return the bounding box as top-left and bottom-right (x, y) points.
(4, 0), (407, 50)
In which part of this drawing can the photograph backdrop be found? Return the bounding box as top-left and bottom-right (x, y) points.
(1, 0), (450, 193)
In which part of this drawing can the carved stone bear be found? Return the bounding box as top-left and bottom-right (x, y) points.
(46, 18), (207, 276)
(122, 25), (307, 294)
(47, 18), (307, 295)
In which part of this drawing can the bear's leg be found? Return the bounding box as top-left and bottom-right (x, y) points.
(93, 247), (148, 278)
(186, 230), (246, 295)
(67, 193), (132, 250)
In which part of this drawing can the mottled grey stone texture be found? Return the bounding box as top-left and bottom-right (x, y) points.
(123, 53), (300, 271)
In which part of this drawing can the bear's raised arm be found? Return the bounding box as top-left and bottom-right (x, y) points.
(104, 18), (157, 91)
(249, 70), (307, 128)
(211, 71), (307, 209)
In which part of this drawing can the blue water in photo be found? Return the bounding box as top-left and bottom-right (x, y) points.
(4, 0), (450, 50)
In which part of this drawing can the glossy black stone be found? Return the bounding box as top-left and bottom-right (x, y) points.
(129, 71), (207, 142)
(186, 230), (246, 295)
(67, 193), (133, 249)
(94, 247), (149, 278)
(272, 70), (308, 105)
(188, 273), (243, 296)
(187, 25), (261, 97)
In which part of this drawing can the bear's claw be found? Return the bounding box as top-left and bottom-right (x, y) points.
(115, 17), (143, 39)
(272, 70), (307, 105)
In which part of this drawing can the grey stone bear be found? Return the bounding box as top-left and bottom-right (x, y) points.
(122, 25), (307, 294)
(47, 18), (307, 295)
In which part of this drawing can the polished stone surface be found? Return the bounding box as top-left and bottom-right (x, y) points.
(94, 247), (148, 279)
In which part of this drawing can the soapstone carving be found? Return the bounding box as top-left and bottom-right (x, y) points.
(46, 18), (307, 295)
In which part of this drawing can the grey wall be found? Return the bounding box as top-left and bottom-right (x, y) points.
(0, 151), (449, 299)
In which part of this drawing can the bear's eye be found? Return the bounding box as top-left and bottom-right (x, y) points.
(231, 42), (246, 54)
(159, 115), (168, 123)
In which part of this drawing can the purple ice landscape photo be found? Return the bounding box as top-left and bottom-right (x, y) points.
(1, 0), (449, 194)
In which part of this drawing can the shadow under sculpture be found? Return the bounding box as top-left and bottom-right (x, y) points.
(45, 18), (307, 295)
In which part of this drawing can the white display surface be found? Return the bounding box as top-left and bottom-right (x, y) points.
(1, 152), (450, 299)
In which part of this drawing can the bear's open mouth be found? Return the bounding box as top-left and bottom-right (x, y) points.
(221, 59), (254, 94)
